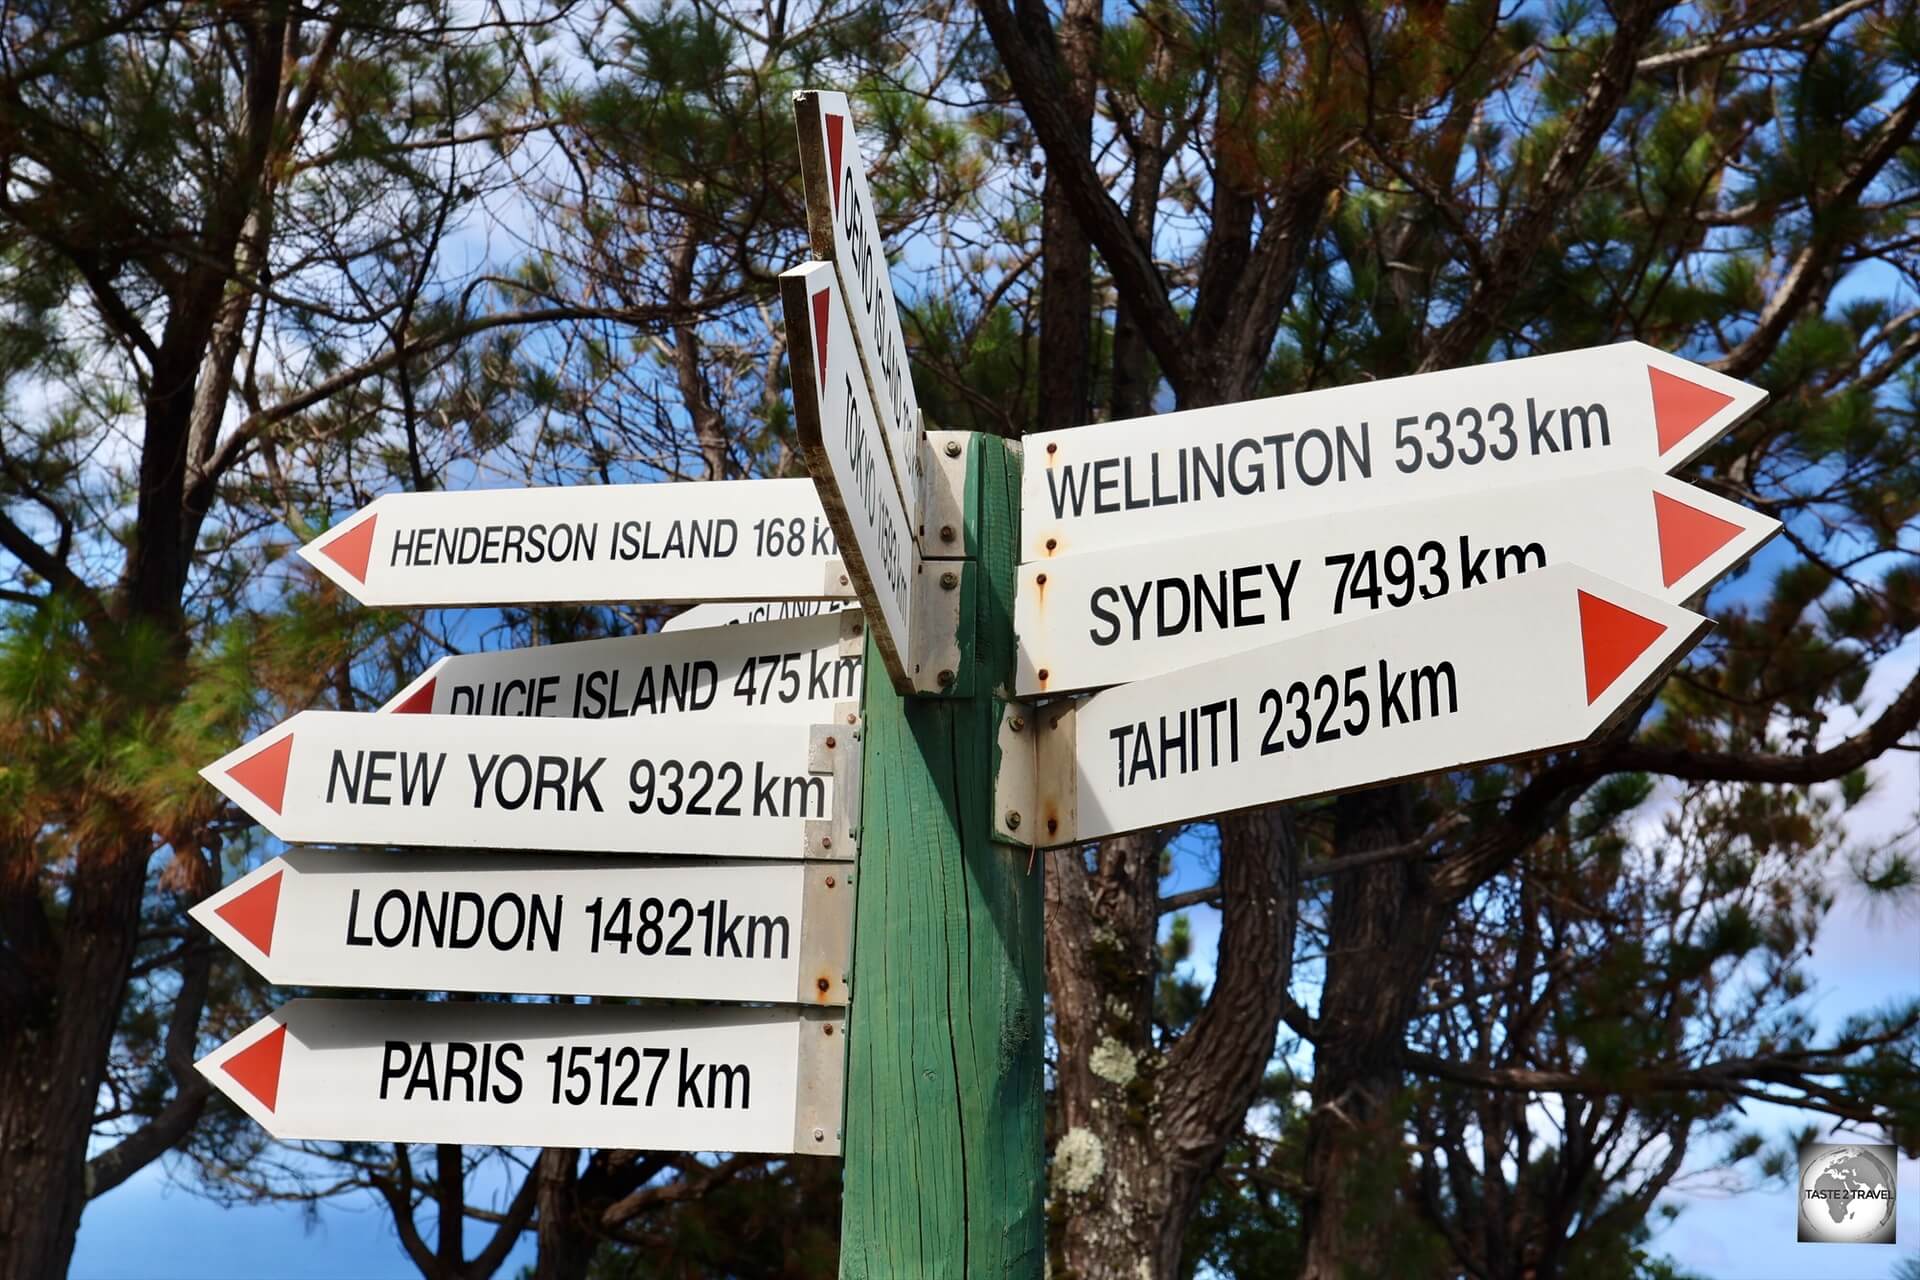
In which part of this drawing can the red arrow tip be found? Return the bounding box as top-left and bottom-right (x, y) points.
(316, 514), (377, 583)
(825, 113), (845, 215)
(1653, 490), (1744, 587)
(1578, 589), (1668, 705)
(1648, 367), (1735, 455)
(214, 869), (283, 957)
(390, 677), (436, 714)
(222, 1023), (288, 1113)
(225, 733), (295, 815)
(812, 286), (832, 392)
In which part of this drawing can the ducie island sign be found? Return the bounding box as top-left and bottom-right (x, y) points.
(190, 90), (1774, 1272)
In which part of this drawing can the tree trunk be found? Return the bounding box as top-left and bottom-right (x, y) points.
(0, 843), (150, 1280)
(1299, 786), (1444, 1280)
(1048, 807), (1298, 1280)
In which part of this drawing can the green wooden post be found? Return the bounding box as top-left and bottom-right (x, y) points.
(837, 434), (1045, 1277)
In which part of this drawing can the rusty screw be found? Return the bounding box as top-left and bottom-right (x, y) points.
(825, 1024), (836, 1036)
(821, 836), (832, 849)
(940, 524), (956, 543)
(1037, 668), (1050, 682)
(846, 712), (858, 725)
(1047, 817), (1059, 835)
(1047, 442), (1058, 455)
(825, 735), (837, 749)
(1005, 810), (1022, 831)
(1045, 538), (1058, 552)
(817, 977), (831, 993)
(1035, 573), (1047, 587)
(940, 570), (958, 590)
(944, 439), (962, 458)
(839, 574), (850, 586)
(825, 875), (836, 887)
(938, 669), (955, 687)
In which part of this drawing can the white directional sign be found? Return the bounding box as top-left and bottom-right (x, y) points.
(783, 261), (920, 692)
(380, 612), (863, 720)
(191, 850), (851, 1005)
(1035, 564), (1711, 846)
(201, 711), (842, 858)
(299, 479), (854, 608)
(795, 89), (923, 527)
(1016, 469), (1776, 696)
(663, 600), (855, 633)
(196, 999), (845, 1155)
(1023, 343), (1766, 562)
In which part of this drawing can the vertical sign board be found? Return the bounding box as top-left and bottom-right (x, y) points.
(300, 479), (854, 608)
(201, 711), (842, 859)
(794, 90), (923, 530)
(191, 850), (853, 1005)
(782, 262), (920, 692)
(197, 1000), (846, 1155)
(380, 612), (864, 721)
(1016, 468), (1777, 695)
(1037, 564), (1711, 845)
(1022, 342), (1766, 562)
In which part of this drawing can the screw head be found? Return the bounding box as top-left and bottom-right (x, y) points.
(824, 1024), (836, 1036)
(940, 570), (958, 590)
(1009, 716), (1025, 733)
(825, 875), (836, 887)
(817, 977), (831, 993)
(937, 669), (955, 687)
(1005, 810), (1022, 830)
(839, 574), (850, 586)
(846, 712), (858, 724)
(940, 524), (956, 543)
(813, 1126), (826, 1141)
(825, 735), (837, 749)
(821, 835), (833, 849)
(1035, 573), (1047, 586)
(944, 439), (962, 458)
(1046, 442), (1058, 455)
(1037, 668), (1050, 682)
(1045, 537), (1058, 552)
(1047, 817), (1059, 834)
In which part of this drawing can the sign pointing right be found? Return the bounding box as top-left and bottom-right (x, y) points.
(1016, 468), (1775, 696)
(1033, 564), (1711, 847)
(1023, 342), (1766, 561)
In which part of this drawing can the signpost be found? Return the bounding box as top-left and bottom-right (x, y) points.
(299, 479), (854, 608)
(782, 261), (925, 691)
(663, 600), (854, 632)
(380, 611), (863, 720)
(196, 1000), (845, 1155)
(1015, 468), (1776, 695)
(201, 712), (844, 859)
(190, 850), (852, 1005)
(794, 90), (924, 528)
(1022, 342), (1767, 562)
(1032, 563), (1711, 846)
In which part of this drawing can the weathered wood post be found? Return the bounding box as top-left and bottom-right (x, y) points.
(837, 434), (1046, 1276)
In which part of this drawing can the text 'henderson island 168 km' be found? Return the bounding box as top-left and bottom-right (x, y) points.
(1021, 342), (1765, 560)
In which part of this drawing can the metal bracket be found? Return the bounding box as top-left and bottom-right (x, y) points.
(790, 1006), (848, 1156)
(796, 864), (854, 1007)
(822, 556), (857, 598)
(918, 428), (969, 558)
(803, 704), (861, 861)
(837, 608), (867, 657)
(992, 700), (1037, 847)
(906, 559), (970, 697)
(1033, 699), (1079, 848)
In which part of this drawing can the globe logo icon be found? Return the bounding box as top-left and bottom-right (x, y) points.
(1798, 1143), (1896, 1244)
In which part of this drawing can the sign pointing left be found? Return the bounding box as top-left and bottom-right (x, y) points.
(196, 1000), (846, 1155)
(202, 711), (843, 858)
(300, 479), (853, 608)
